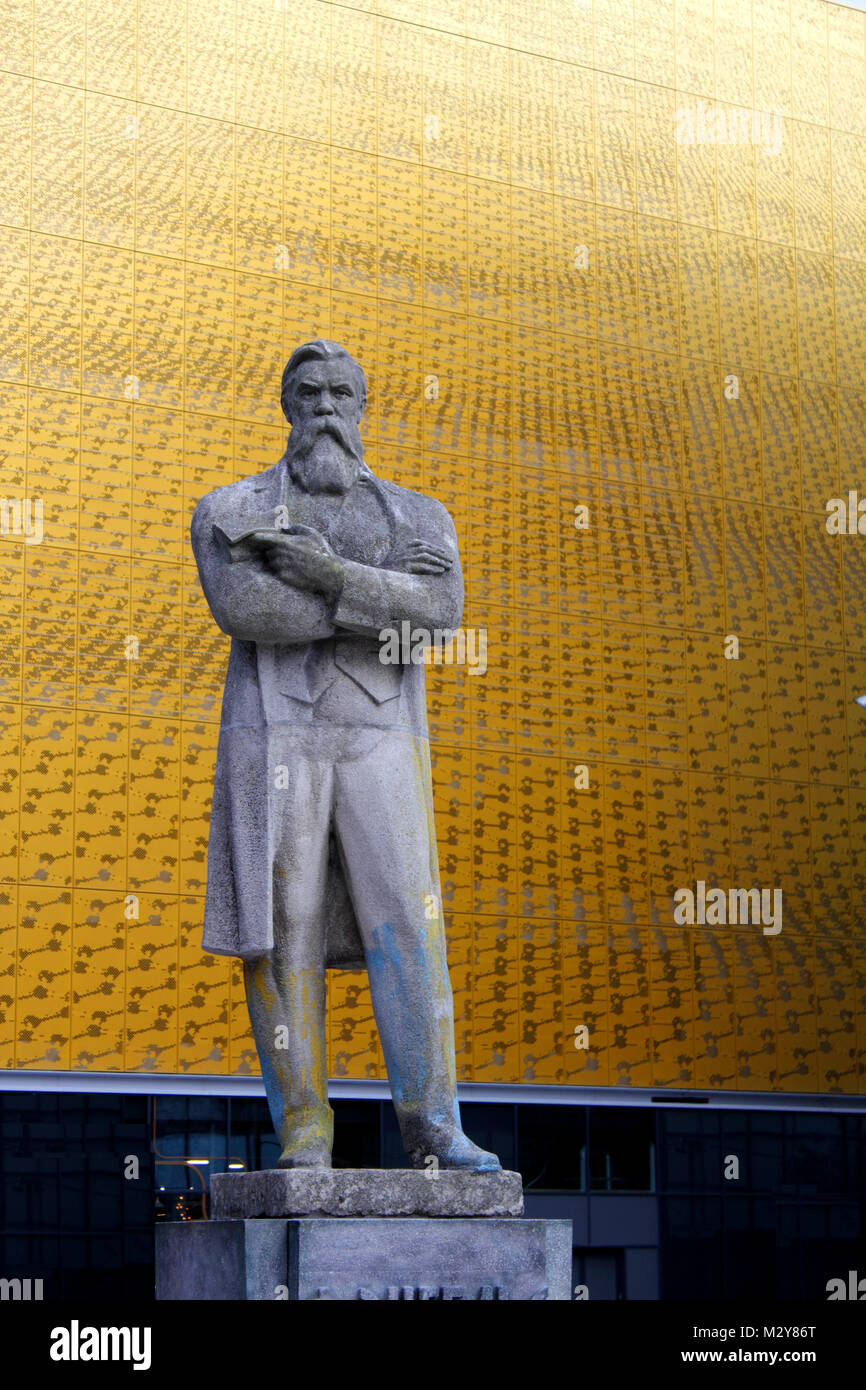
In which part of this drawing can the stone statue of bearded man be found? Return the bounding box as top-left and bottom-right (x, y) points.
(191, 339), (501, 1174)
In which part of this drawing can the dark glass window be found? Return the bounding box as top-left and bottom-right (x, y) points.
(331, 1101), (381, 1169)
(0, 1094), (153, 1299)
(518, 1104), (586, 1190)
(573, 1248), (624, 1300)
(659, 1111), (721, 1189)
(660, 1197), (723, 1299)
(590, 1110), (654, 1191)
(776, 1200), (863, 1300)
(722, 1199), (776, 1299)
(786, 1115), (843, 1195)
(740, 1114), (781, 1192)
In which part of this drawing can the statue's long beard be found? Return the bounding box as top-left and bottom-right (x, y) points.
(286, 419), (364, 495)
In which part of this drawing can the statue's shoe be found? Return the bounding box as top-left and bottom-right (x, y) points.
(407, 1126), (502, 1173)
(276, 1143), (332, 1170)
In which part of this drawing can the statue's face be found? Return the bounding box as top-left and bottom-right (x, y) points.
(285, 358), (366, 494)
(288, 359), (364, 428)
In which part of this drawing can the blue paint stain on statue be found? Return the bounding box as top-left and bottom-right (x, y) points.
(191, 340), (500, 1173)
(365, 921), (462, 1134)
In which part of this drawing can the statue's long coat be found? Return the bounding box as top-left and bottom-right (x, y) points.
(190, 456), (463, 966)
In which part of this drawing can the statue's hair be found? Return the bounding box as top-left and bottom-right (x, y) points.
(280, 339), (367, 421)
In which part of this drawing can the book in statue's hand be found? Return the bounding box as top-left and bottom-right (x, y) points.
(212, 518), (283, 563)
(212, 518), (330, 564)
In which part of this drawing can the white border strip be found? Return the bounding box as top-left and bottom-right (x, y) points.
(0, 1070), (864, 1112)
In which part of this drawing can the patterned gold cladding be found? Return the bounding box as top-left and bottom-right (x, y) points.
(0, 0), (864, 1095)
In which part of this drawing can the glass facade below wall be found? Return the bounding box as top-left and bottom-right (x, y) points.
(0, 1093), (153, 1299)
(1, 1090), (864, 1300)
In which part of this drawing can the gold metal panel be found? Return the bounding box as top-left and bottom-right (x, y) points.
(1, 0), (863, 1096)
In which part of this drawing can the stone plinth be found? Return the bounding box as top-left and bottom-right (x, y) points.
(210, 1167), (524, 1220)
(156, 1216), (572, 1301)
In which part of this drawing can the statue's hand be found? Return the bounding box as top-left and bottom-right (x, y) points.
(389, 537), (454, 575)
(247, 528), (345, 599)
(280, 524), (334, 552)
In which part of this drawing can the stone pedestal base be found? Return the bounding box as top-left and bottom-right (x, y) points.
(210, 1166), (524, 1219)
(156, 1216), (572, 1301)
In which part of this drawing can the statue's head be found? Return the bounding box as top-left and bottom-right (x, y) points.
(281, 339), (366, 423)
(281, 340), (367, 494)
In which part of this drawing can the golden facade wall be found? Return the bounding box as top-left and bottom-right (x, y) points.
(0, 0), (864, 1092)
